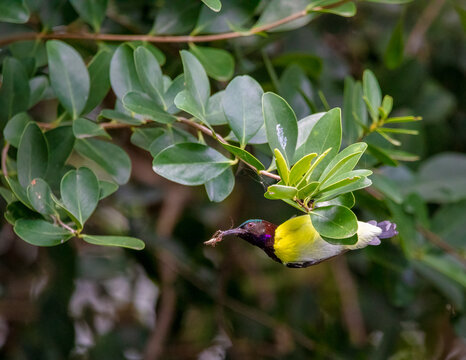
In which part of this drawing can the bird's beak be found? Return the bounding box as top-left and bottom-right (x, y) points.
(220, 228), (246, 237)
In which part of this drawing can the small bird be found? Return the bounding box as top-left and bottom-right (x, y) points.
(205, 216), (397, 268)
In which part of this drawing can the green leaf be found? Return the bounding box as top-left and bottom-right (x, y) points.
(153, 0), (201, 35)
(205, 167), (235, 202)
(273, 53), (323, 80)
(278, 64), (313, 119)
(310, 205), (357, 239)
(255, 0), (312, 32)
(6, 177), (32, 209)
(60, 167), (100, 227)
(14, 219), (73, 246)
(384, 18), (404, 69)
(315, 192), (355, 209)
(27, 178), (56, 215)
(302, 108), (342, 179)
(363, 69), (382, 122)
(201, 0), (221, 12)
(196, 0), (259, 33)
(220, 143), (265, 171)
(99, 180), (118, 200)
(0, 187), (15, 204)
(28, 75), (49, 108)
(83, 49), (113, 114)
(45, 126), (75, 190)
(377, 127), (419, 135)
(322, 233), (358, 245)
(73, 118), (110, 139)
(319, 175), (362, 193)
(82, 234), (145, 250)
(265, 185), (298, 200)
(263, 92), (298, 164)
(3, 112), (31, 147)
(46, 40), (90, 119)
(223, 76), (264, 146)
(70, 0), (108, 32)
(122, 92), (175, 124)
(379, 95), (393, 119)
(98, 109), (145, 125)
(152, 143), (232, 186)
(406, 153), (466, 203)
(164, 74), (185, 114)
(319, 142), (367, 184)
(297, 181), (319, 199)
(366, 143), (398, 166)
(384, 116), (422, 124)
(75, 138), (131, 185)
(134, 46), (166, 109)
(130, 127), (165, 151)
(320, 169), (372, 191)
(110, 44), (143, 99)
(5, 201), (39, 225)
(310, 2), (356, 17)
(0, 0), (30, 23)
(206, 91), (228, 125)
(289, 153), (318, 185)
(316, 177), (372, 202)
(149, 127), (197, 156)
(342, 77), (363, 143)
(17, 122), (48, 188)
(189, 44), (234, 81)
(0, 57), (30, 126)
(274, 149), (290, 184)
(175, 50), (210, 120)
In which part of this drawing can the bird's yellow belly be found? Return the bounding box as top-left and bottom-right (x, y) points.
(273, 215), (345, 265)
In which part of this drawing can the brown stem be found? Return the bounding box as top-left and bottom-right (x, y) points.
(331, 257), (367, 346)
(0, 1), (350, 47)
(144, 185), (191, 360)
(406, 0), (447, 56)
(2, 143), (10, 178)
(53, 216), (77, 234)
(417, 226), (466, 266)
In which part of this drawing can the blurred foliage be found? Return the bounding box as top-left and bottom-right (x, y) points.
(0, 0), (465, 359)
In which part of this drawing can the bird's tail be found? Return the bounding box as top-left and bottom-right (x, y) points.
(366, 220), (398, 245)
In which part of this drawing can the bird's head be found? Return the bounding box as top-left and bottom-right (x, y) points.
(205, 219), (277, 249)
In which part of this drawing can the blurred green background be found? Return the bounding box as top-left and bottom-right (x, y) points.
(0, 0), (465, 359)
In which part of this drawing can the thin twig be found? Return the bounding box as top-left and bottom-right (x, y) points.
(145, 185), (191, 360)
(406, 0), (447, 56)
(0, 1), (351, 47)
(1, 143), (10, 178)
(331, 257), (367, 346)
(53, 216), (77, 234)
(417, 226), (466, 266)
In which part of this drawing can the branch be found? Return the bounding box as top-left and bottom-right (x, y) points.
(37, 118), (282, 181)
(406, 0), (447, 56)
(417, 226), (466, 266)
(0, 1), (350, 47)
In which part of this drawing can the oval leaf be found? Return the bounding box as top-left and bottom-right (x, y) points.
(14, 219), (73, 246)
(82, 234), (145, 250)
(122, 91), (175, 124)
(46, 40), (90, 119)
(153, 143), (232, 186)
(27, 178), (56, 215)
(17, 122), (48, 188)
(263, 92), (298, 164)
(205, 167), (235, 202)
(75, 138), (132, 185)
(223, 75), (264, 146)
(265, 184), (298, 200)
(110, 44), (143, 99)
(134, 46), (166, 108)
(310, 205), (357, 239)
(60, 167), (100, 228)
(189, 44), (234, 81)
